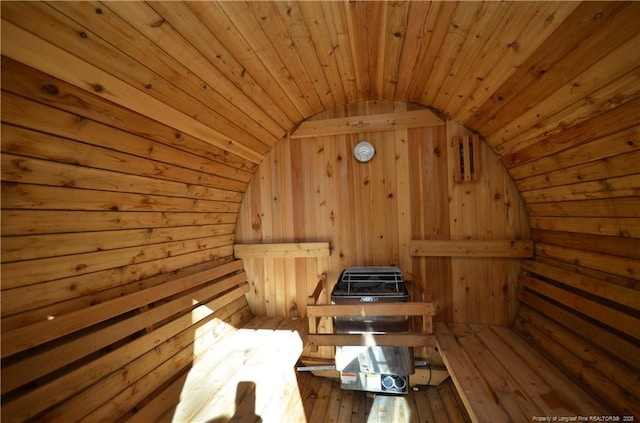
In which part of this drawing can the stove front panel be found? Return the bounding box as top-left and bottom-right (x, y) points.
(335, 345), (414, 375)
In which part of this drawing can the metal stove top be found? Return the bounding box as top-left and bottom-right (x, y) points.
(331, 266), (407, 297)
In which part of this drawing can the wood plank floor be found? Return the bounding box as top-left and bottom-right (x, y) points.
(296, 371), (471, 423)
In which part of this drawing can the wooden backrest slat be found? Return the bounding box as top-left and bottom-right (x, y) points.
(1, 260), (252, 422)
(1, 260), (244, 358)
(2, 271), (247, 394)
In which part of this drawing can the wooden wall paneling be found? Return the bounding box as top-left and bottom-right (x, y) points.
(321, 4), (359, 102)
(0, 255), (235, 328)
(0, 209), (235, 237)
(499, 65), (640, 160)
(217, 1), (314, 118)
(444, 1), (546, 118)
(404, 2), (458, 103)
(535, 243), (640, 280)
(530, 230), (640, 263)
(238, 105), (527, 338)
(488, 32), (640, 151)
(392, 1), (435, 102)
(526, 197), (640, 219)
(380, 1), (410, 100)
(3, 1), (277, 151)
(369, 128), (399, 265)
(517, 291), (640, 373)
(0, 58), (254, 174)
(530, 217), (640, 245)
(0, 152), (241, 205)
(274, 135), (296, 319)
(296, 1), (347, 107)
(446, 120), (529, 324)
(291, 109), (443, 138)
(1, 222), (235, 265)
(521, 174), (640, 204)
(2, 217), (233, 289)
(1, 180), (238, 211)
(1, 93), (249, 192)
(509, 125), (639, 182)
(519, 273), (639, 340)
(272, 1), (336, 110)
(248, 1), (327, 112)
(521, 260), (640, 310)
(409, 125), (452, 321)
(145, 1), (289, 140)
(513, 305), (640, 416)
(395, 127), (414, 278)
(343, 1), (383, 100)
(420, 1), (483, 107)
(1, 20), (262, 164)
(186, 0), (303, 126)
(468, 2), (637, 135)
(502, 97), (640, 170)
(456, 1), (581, 124)
(431, 2), (510, 113)
(517, 150), (640, 194)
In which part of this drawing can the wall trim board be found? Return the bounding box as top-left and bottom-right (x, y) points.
(409, 240), (534, 258)
(234, 242), (331, 258)
(291, 109), (444, 138)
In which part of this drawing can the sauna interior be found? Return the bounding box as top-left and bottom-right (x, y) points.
(1, 1), (639, 422)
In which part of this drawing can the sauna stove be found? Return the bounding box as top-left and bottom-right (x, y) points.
(331, 266), (414, 394)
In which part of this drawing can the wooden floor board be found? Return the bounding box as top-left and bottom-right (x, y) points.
(297, 372), (470, 423)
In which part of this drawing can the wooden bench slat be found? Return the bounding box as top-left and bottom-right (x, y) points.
(2, 284), (250, 422)
(435, 322), (611, 423)
(307, 302), (435, 317)
(1, 259), (245, 358)
(434, 322), (510, 423)
(450, 324), (542, 420)
(490, 325), (606, 416)
(1, 272), (248, 394)
(308, 333), (436, 347)
(468, 324), (578, 417)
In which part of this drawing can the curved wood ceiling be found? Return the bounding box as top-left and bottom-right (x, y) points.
(2, 1), (637, 163)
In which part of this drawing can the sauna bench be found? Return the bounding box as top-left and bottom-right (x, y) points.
(132, 315), (309, 423)
(434, 323), (609, 423)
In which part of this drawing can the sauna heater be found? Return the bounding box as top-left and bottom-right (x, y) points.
(331, 266), (414, 394)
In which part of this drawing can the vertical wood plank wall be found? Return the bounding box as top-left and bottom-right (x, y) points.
(236, 101), (530, 327)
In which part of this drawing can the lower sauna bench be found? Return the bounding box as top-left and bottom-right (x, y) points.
(130, 315), (309, 423)
(434, 323), (610, 423)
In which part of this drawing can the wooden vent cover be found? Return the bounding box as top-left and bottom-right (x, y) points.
(452, 134), (480, 182)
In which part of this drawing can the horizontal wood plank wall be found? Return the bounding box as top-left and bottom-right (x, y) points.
(235, 101), (530, 341)
(0, 55), (254, 421)
(489, 7), (640, 414)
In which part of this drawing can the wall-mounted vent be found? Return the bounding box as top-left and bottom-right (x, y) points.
(452, 134), (480, 182)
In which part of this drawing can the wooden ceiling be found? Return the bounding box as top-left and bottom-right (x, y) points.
(2, 1), (638, 170)
(2, 1), (640, 161)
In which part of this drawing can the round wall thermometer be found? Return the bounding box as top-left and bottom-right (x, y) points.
(353, 141), (375, 163)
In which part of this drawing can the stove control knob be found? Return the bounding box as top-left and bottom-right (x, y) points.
(382, 375), (395, 390)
